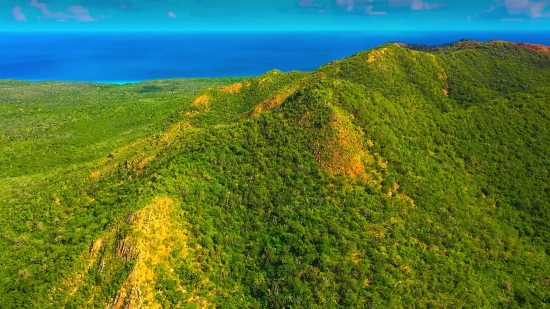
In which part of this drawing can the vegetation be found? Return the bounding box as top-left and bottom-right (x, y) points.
(0, 77), (241, 178)
(1, 41), (549, 308)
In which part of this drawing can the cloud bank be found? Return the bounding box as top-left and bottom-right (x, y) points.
(25, 0), (96, 21)
(12, 6), (26, 22)
(5, 0), (550, 31)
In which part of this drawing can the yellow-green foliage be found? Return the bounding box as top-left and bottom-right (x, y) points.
(2, 42), (550, 308)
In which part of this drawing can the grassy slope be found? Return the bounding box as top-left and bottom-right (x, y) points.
(0, 78), (242, 178)
(0, 77), (240, 305)
(1, 43), (550, 308)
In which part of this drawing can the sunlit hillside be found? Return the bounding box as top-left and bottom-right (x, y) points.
(1, 41), (549, 308)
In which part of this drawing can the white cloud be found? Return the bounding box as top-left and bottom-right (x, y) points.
(504, 0), (550, 18)
(501, 17), (524, 21)
(365, 5), (387, 15)
(30, 0), (95, 21)
(12, 6), (26, 21)
(67, 6), (94, 22)
(411, 0), (446, 10)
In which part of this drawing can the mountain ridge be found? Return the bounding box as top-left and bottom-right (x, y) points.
(395, 38), (550, 54)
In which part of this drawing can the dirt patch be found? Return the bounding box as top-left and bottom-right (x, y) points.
(58, 196), (211, 308)
(93, 122), (192, 179)
(367, 48), (387, 63)
(89, 171), (101, 180)
(167, 121), (192, 134)
(191, 95), (210, 109)
(137, 156), (155, 170)
(387, 182), (416, 206)
(387, 182), (400, 197)
(258, 77), (272, 87)
(250, 72), (328, 117)
(490, 41), (550, 53)
(514, 43), (550, 53)
(397, 193), (416, 206)
(351, 251), (361, 264)
(250, 83), (301, 116)
(377, 158), (389, 169)
(364, 278), (372, 287)
(184, 111), (200, 117)
(219, 82), (243, 93)
(111, 198), (183, 308)
(188, 94), (211, 115)
(110, 197), (211, 309)
(320, 112), (376, 181)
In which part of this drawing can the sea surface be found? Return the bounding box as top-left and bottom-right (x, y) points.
(1, 31), (549, 83)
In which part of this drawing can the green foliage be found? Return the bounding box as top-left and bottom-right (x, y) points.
(0, 77), (241, 178)
(1, 42), (550, 308)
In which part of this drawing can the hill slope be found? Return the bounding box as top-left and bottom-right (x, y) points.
(0, 77), (242, 179)
(1, 41), (550, 308)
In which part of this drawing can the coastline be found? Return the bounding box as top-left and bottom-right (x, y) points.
(2, 31), (549, 83)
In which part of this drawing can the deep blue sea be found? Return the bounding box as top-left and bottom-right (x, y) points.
(1, 31), (549, 83)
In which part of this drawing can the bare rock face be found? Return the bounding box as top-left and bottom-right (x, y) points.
(489, 40), (550, 53)
(514, 43), (550, 53)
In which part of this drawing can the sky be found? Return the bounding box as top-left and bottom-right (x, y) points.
(1, 0), (550, 32)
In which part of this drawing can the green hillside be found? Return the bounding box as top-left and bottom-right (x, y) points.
(1, 41), (549, 308)
(0, 77), (242, 179)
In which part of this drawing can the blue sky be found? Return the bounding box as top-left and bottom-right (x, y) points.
(2, 0), (550, 32)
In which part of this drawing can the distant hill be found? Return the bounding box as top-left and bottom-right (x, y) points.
(1, 41), (549, 308)
(398, 38), (550, 54)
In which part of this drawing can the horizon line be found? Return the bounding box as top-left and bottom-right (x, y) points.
(2, 29), (550, 33)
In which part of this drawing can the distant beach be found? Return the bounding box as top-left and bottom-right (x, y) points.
(1, 31), (549, 83)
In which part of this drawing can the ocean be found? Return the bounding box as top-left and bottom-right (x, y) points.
(1, 31), (549, 83)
